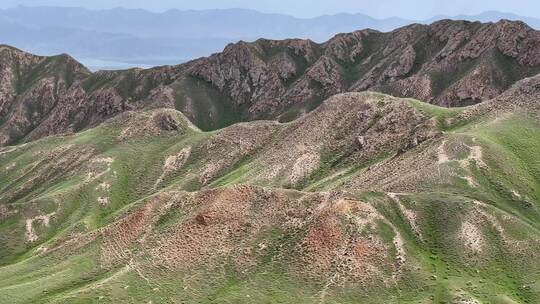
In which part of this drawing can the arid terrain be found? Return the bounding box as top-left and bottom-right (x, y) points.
(0, 19), (539, 304)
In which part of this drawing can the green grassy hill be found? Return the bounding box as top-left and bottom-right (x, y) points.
(0, 89), (539, 303)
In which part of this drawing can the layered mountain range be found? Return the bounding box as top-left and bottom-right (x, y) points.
(1, 19), (540, 147)
(0, 19), (539, 304)
(1, 6), (540, 70)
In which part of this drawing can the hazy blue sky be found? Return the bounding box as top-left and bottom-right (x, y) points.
(1, 0), (539, 19)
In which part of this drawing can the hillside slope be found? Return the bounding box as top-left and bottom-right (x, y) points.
(1, 19), (540, 146)
(0, 73), (539, 303)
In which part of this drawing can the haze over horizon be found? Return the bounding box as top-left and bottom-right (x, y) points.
(1, 2), (539, 71)
(1, 0), (540, 20)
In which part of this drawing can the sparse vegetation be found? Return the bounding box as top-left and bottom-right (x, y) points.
(0, 87), (538, 303)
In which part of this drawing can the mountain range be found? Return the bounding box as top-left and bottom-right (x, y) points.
(1, 6), (540, 70)
(1, 18), (540, 146)
(0, 18), (539, 304)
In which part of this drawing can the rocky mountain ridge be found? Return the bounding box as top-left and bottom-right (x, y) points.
(1, 19), (540, 146)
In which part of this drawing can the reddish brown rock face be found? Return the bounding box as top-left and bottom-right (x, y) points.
(1, 19), (540, 146)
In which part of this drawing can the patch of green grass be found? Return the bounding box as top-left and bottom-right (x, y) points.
(406, 98), (465, 130)
(211, 161), (252, 187)
(304, 151), (394, 191)
(463, 113), (540, 225)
